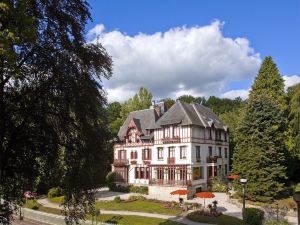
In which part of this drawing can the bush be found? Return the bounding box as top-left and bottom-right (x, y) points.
(24, 200), (39, 210)
(111, 185), (130, 193)
(187, 209), (222, 218)
(128, 195), (146, 201)
(113, 196), (121, 203)
(106, 172), (116, 191)
(129, 185), (148, 194)
(209, 177), (227, 192)
(47, 187), (62, 199)
(294, 183), (300, 192)
(264, 220), (290, 225)
(244, 208), (264, 225)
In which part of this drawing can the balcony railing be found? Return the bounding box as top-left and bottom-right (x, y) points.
(149, 179), (192, 186)
(167, 157), (176, 164)
(113, 159), (128, 166)
(206, 156), (218, 163)
(162, 136), (180, 144)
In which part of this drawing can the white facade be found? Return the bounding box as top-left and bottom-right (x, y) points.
(112, 101), (229, 194)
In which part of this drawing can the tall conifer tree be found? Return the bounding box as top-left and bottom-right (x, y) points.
(232, 56), (287, 201)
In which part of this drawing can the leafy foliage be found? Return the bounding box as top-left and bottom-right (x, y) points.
(208, 177), (227, 193)
(106, 172), (116, 190)
(47, 187), (63, 199)
(244, 208), (264, 225)
(0, 0), (112, 224)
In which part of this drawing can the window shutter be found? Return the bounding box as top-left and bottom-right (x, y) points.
(130, 151), (133, 159)
(149, 149), (152, 160)
(118, 150), (121, 159)
(142, 150), (145, 160)
(135, 151), (138, 159)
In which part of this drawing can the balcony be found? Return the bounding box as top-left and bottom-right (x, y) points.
(162, 136), (180, 144)
(113, 159), (128, 167)
(149, 179), (192, 186)
(206, 156), (218, 163)
(167, 157), (176, 164)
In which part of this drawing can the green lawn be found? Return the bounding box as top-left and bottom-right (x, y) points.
(48, 196), (64, 204)
(23, 200), (62, 215)
(89, 214), (185, 225)
(95, 200), (182, 216)
(187, 212), (243, 225)
(24, 200), (183, 225)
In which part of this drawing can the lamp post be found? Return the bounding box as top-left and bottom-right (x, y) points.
(293, 192), (300, 225)
(240, 178), (247, 221)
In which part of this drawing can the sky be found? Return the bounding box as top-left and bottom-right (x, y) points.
(86, 0), (300, 102)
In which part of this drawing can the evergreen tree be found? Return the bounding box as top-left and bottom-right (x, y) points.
(233, 95), (287, 201)
(232, 56), (288, 201)
(249, 56), (286, 107)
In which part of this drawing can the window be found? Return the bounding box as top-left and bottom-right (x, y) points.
(146, 167), (150, 179)
(135, 167), (140, 179)
(119, 150), (126, 160)
(219, 147), (222, 157)
(140, 167), (145, 179)
(199, 167), (204, 179)
(157, 147), (164, 160)
(180, 146), (187, 159)
(180, 169), (186, 180)
(168, 147), (175, 158)
(157, 168), (164, 179)
(196, 146), (201, 162)
(224, 132), (227, 141)
(131, 151), (137, 159)
(225, 164), (228, 175)
(225, 148), (228, 158)
(143, 149), (151, 160)
(192, 167), (200, 180)
(209, 146), (212, 156)
(209, 129), (212, 139)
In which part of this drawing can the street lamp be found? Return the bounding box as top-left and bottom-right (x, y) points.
(293, 192), (300, 225)
(240, 178), (247, 221)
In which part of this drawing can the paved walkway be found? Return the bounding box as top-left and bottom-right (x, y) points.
(37, 198), (211, 225)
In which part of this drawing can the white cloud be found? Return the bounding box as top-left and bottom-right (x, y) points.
(221, 89), (250, 99)
(283, 75), (300, 88)
(88, 21), (262, 102)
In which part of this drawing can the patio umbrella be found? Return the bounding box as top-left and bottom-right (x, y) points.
(228, 174), (239, 180)
(170, 189), (190, 203)
(195, 192), (215, 207)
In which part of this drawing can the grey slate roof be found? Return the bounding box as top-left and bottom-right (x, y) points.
(117, 101), (227, 140)
(153, 101), (227, 130)
(117, 109), (159, 140)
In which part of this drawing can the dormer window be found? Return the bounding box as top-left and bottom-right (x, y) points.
(128, 128), (137, 143)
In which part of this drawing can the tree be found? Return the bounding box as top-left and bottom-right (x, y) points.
(177, 95), (197, 104)
(232, 57), (288, 201)
(204, 96), (243, 115)
(160, 98), (175, 109)
(287, 83), (300, 182)
(249, 56), (286, 107)
(120, 87), (152, 121)
(0, 1), (112, 223)
(107, 102), (122, 136)
(232, 95), (287, 201)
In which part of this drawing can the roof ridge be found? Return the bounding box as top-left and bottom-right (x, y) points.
(191, 103), (207, 128)
(178, 101), (193, 125)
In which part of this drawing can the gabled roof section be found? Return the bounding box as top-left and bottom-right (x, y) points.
(117, 108), (159, 140)
(153, 100), (227, 130)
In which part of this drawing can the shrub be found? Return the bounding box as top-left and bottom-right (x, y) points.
(128, 195), (146, 201)
(47, 187), (62, 199)
(244, 208), (264, 225)
(129, 185), (148, 194)
(208, 177), (227, 192)
(24, 200), (39, 210)
(187, 209), (222, 218)
(294, 183), (300, 192)
(113, 196), (121, 203)
(111, 185), (130, 193)
(264, 220), (290, 225)
(106, 172), (116, 191)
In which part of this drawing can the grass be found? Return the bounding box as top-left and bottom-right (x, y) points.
(48, 196), (64, 204)
(187, 212), (243, 225)
(23, 200), (183, 225)
(88, 214), (185, 225)
(23, 200), (62, 215)
(95, 200), (182, 216)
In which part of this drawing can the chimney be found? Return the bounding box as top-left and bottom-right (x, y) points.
(155, 105), (161, 117)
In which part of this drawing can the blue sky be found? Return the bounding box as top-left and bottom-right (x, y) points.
(86, 0), (300, 102)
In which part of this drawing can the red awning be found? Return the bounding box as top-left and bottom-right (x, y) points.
(228, 174), (239, 179)
(170, 189), (190, 195)
(195, 192), (215, 198)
